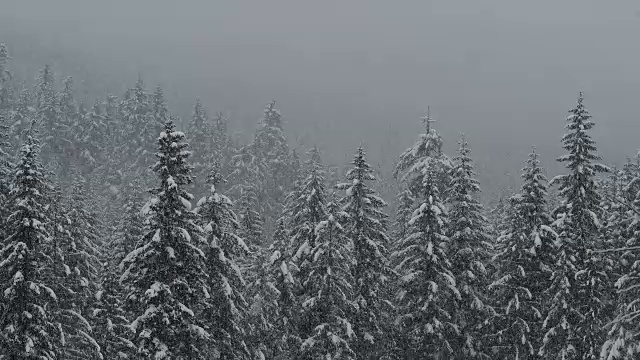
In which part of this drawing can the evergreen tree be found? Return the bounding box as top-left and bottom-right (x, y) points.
(337, 146), (391, 357)
(35, 65), (60, 165)
(8, 89), (34, 146)
(120, 78), (154, 172)
(120, 121), (211, 359)
(188, 98), (210, 196)
(0, 43), (11, 112)
(447, 135), (494, 359)
(57, 76), (78, 172)
(53, 178), (103, 359)
(93, 261), (135, 359)
(0, 133), (63, 359)
(489, 149), (556, 359)
(392, 189), (414, 250)
(393, 142), (459, 359)
(299, 198), (357, 360)
(600, 176), (640, 360)
(195, 167), (251, 359)
(394, 108), (452, 199)
(290, 147), (328, 293)
(541, 93), (609, 359)
(76, 99), (108, 174)
(264, 218), (301, 359)
(253, 101), (291, 218)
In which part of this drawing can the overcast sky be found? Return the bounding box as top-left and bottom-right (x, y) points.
(2, 0), (640, 195)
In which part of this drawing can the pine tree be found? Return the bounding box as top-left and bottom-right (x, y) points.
(35, 65), (60, 165)
(120, 121), (212, 359)
(290, 147), (328, 293)
(151, 86), (168, 128)
(489, 149), (555, 359)
(600, 176), (640, 360)
(393, 141), (459, 358)
(116, 185), (146, 263)
(394, 108), (452, 200)
(0, 43), (11, 112)
(253, 101), (291, 218)
(299, 198), (357, 360)
(57, 76), (78, 171)
(76, 99), (108, 174)
(195, 167), (251, 359)
(541, 93), (609, 359)
(447, 135), (494, 358)
(53, 178), (103, 359)
(264, 218), (301, 359)
(188, 98), (210, 196)
(337, 146), (391, 358)
(93, 261), (135, 359)
(0, 133), (63, 359)
(120, 78), (154, 172)
(392, 189), (414, 249)
(9, 89), (35, 146)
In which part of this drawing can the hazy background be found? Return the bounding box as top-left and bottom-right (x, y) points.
(2, 0), (640, 197)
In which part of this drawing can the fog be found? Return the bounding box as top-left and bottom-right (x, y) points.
(3, 0), (640, 195)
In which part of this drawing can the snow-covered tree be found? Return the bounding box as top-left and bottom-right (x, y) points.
(188, 98), (210, 196)
(299, 198), (358, 360)
(35, 65), (60, 165)
(600, 175), (640, 360)
(447, 135), (494, 358)
(541, 93), (609, 360)
(337, 146), (391, 357)
(394, 108), (452, 199)
(0, 43), (11, 112)
(93, 261), (135, 359)
(392, 189), (414, 249)
(489, 149), (556, 359)
(0, 134), (63, 359)
(120, 121), (212, 359)
(120, 78), (154, 172)
(263, 218), (301, 359)
(8, 89), (34, 146)
(76, 99), (108, 174)
(253, 101), (291, 218)
(195, 167), (251, 359)
(290, 147), (328, 292)
(393, 146), (459, 359)
(51, 178), (103, 359)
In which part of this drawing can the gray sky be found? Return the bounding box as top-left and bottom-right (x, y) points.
(3, 0), (640, 195)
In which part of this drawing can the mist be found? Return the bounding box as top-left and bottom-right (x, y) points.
(3, 0), (640, 196)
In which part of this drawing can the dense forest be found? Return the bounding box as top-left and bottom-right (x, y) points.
(1, 41), (640, 360)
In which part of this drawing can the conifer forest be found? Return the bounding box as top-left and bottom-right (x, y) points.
(2, 3), (640, 360)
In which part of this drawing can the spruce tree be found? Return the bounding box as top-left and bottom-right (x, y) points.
(601, 175), (640, 360)
(195, 167), (251, 359)
(188, 98), (210, 196)
(393, 145), (459, 359)
(35, 65), (60, 165)
(337, 146), (391, 358)
(120, 121), (211, 359)
(394, 108), (452, 199)
(52, 177), (103, 359)
(489, 149), (555, 359)
(299, 198), (357, 360)
(253, 101), (291, 218)
(447, 135), (494, 358)
(265, 218), (301, 359)
(8, 89), (34, 146)
(290, 147), (328, 291)
(0, 43), (10, 111)
(0, 133), (63, 359)
(120, 78), (154, 172)
(541, 93), (609, 359)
